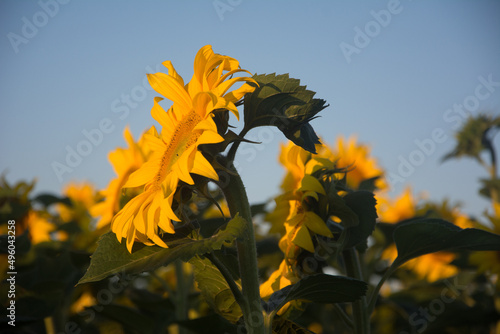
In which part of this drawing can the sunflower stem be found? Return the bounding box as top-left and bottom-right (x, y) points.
(217, 157), (265, 334)
(343, 248), (370, 334)
(175, 260), (191, 334)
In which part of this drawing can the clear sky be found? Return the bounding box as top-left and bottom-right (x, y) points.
(1, 0), (499, 219)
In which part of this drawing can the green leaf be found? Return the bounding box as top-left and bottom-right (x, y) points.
(243, 73), (327, 153)
(358, 176), (381, 192)
(190, 255), (243, 323)
(328, 190), (358, 228)
(264, 274), (367, 313)
(393, 218), (500, 267)
(343, 191), (378, 249)
(77, 215), (247, 284)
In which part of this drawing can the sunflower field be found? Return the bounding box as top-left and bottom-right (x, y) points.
(2, 45), (500, 334)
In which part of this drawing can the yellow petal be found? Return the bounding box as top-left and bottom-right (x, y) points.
(212, 76), (255, 100)
(303, 211), (333, 238)
(147, 73), (192, 111)
(192, 91), (218, 118)
(196, 129), (224, 146)
(123, 159), (158, 188)
(190, 151), (219, 181)
(298, 175), (326, 196)
(173, 148), (195, 185)
(151, 97), (171, 128)
(126, 224), (136, 253)
(291, 225), (315, 253)
(162, 60), (184, 87)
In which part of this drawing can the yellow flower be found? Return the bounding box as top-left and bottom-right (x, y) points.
(260, 259), (301, 315)
(90, 126), (152, 229)
(278, 142), (313, 192)
(111, 45), (256, 252)
(260, 260), (297, 299)
(57, 181), (98, 226)
(379, 189), (475, 281)
(329, 135), (386, 190)
(268, 142), (334, 253)
(279, 196), (332, 256)
(70, 291), (96, 314)
(376, 187), (415, 223)
(25, 211), (57, 244)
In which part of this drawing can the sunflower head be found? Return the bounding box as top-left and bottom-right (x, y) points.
(111, 45), (256, 252)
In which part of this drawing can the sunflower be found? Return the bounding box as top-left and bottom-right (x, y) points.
(111, 45), (256, 252)
(378, 188), (474, 282)
(90, 126), (152, 229)
(329, 135), (387, 190)
(57, 181), (98, 226)
(267, 142), (333, 255)
(260, 259), (301, 315)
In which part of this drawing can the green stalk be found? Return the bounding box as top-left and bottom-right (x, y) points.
(217, 159), (265, 334)
(205, 252), (246, 310)
(367, 260), (400, 314)
(343, 248), (370, 334)
(175, 260), (191, 334)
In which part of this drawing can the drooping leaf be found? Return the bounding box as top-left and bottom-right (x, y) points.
(78, 215), (247, 284)
(393, 218), (500, 267)
(264, 274), (367, 313)
(190, 255), (243, 323)
(243, 73), (328, 153)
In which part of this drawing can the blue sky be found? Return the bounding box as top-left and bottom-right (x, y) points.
(1, 0), (499, 219)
